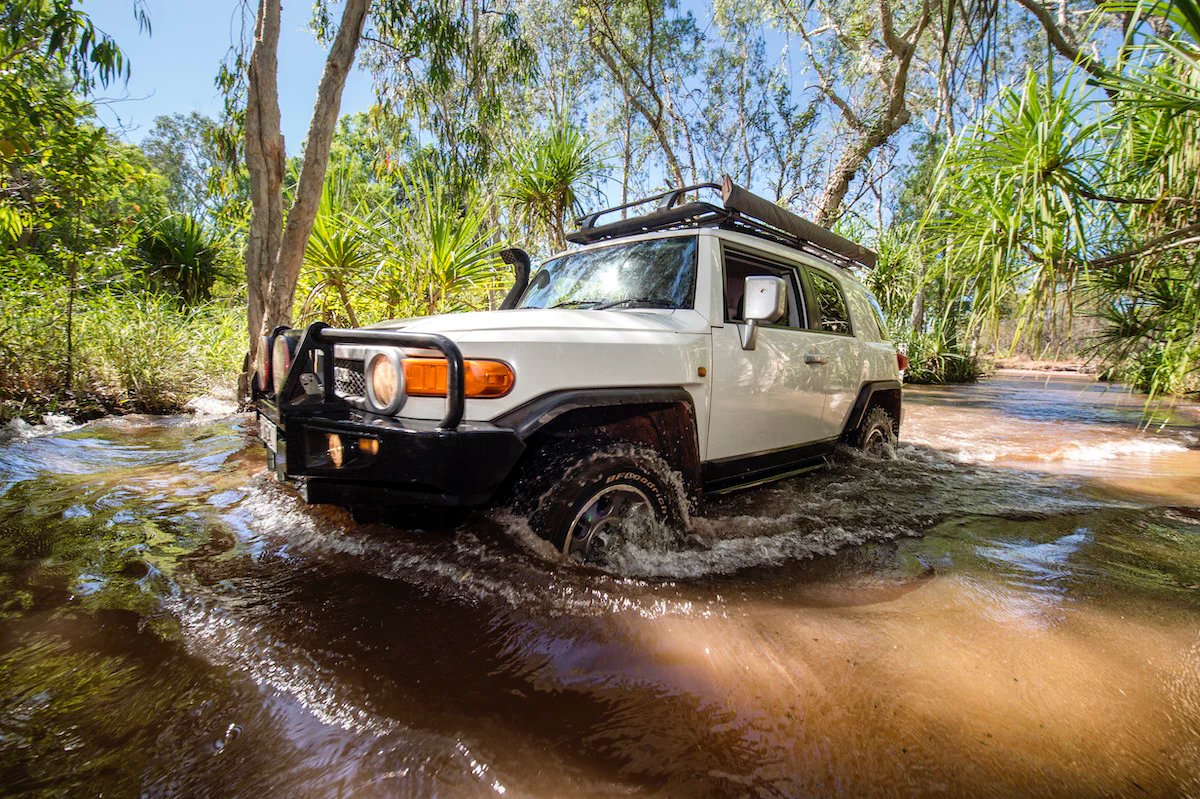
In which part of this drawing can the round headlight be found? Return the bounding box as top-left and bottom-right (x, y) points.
(365, 350), (404, 413)
(255, 335), (272, 393)
(271, 335), (294, 397)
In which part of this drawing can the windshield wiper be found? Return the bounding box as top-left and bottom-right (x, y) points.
(592, 297), (679, 310)
(549, 299), (603, 309)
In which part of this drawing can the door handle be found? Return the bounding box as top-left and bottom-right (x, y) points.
(804, 353), (827, 365)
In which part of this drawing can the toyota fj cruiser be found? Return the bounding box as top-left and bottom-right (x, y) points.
(254, 178), (905, 561)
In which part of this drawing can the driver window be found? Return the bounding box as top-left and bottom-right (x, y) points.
(722, 248), (804, 328)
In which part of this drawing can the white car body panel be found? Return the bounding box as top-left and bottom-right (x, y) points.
(354, 228), (899, 465)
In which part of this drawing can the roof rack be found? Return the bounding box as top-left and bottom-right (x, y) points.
(567, 176), (877, 270)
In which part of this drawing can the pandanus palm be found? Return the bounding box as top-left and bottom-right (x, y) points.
(137, 214), (228, 305)
(297, 164), (378, 327)
(374, 175), (507, 318)
(502, 119), (607, 252)
(916, 0), (1200, 394)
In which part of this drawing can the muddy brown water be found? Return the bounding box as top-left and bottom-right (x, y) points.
(2, 373), (1199, 798)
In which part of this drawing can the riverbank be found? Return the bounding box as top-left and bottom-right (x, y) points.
(991, 356), (1098, 374)
(0, 291), (244, 426)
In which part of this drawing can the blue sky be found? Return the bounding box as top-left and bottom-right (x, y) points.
(88, 0), (376, 152)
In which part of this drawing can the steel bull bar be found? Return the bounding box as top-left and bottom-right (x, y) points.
(275, 322), (466, 429)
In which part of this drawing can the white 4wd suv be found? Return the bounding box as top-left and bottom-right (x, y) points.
(255, 179), (904, 561)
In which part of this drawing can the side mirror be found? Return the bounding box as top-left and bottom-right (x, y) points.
(740, 276), (787, 350)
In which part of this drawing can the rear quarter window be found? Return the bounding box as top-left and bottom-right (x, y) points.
(807, 269), (853, 335)
(845, 282), (887, 342)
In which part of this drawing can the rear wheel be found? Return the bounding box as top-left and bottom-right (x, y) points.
(513, 440), (684, 562)
(852, 405), (898, 457)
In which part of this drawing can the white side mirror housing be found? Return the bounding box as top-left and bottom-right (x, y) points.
(740, 276), (787, 350)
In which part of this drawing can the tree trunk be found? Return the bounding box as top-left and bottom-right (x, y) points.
(910, 275), (926, 335)
(814, 122), (898, 226)
(243, 0), (285, 394)
(242, 0), (371, 397)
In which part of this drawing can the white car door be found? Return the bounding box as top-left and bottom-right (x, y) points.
(706, 245), (832, 461)
(800, 265), (864, 438)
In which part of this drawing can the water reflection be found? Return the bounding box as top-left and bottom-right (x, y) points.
(0, 373), (1198, 796)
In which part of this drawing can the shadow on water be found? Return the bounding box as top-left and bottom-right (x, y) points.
(1, 376), (1200, 797)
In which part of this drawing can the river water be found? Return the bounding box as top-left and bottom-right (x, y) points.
(1, 373), (1198, 797)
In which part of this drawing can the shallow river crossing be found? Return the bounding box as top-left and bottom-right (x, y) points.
(1, 373), (1199, 797)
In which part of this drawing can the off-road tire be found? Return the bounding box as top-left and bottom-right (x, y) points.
(513, 439), (685, 561)
(852, 405), (898, 457)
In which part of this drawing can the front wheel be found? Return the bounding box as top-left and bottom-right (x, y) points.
(513, 440), (685, 562)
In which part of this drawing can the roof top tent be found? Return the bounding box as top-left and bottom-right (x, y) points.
(566, 176), (878, 271)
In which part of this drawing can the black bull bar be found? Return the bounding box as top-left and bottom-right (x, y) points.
(269, 322), (466, 430)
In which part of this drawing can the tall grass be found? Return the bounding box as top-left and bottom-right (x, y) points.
(0, 288), (243, 421)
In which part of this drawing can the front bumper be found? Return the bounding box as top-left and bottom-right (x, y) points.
(255, 323), (523, 509)
(259, 402), (525, 507)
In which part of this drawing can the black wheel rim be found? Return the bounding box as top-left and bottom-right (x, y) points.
(564, 484), (653, 561)
(864, 426), (890, 456)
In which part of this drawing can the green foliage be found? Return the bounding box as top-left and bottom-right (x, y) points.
(897, 329), (984, 384)
(136, 214), (231, 304)
(0, 284), (243, 420)
(0, 0), (147, 93)
(75, 292), (242, 413)
(140, 112), (235, 221)
(293, 135), (511, 327)
(374, 174), (508, 317)
(502, 117), (607, 251)
(911, 3), (1200, 396)
(357, 0), (537, 179)
(296, 160), (379, 327)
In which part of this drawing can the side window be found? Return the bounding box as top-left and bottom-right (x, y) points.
(722, 247), (805, 328)
(807, 269), (853, 335)
(844, 284), (883, 342)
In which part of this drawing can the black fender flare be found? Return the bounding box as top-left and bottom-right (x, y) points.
(494, 387), (702, 496)
(842, 380), (903, 437)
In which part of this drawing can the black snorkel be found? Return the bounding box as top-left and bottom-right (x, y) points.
(499, 248), (531, 310)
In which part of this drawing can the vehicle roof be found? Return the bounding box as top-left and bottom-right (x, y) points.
(551, 227), (869, 288)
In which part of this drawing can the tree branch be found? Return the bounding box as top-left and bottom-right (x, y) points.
(1013, 0), (1111, 85)
(1088, 222), (1200, 269)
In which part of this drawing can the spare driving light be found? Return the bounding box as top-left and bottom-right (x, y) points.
(255, 335), (272, 393)
(365, 350), (404, 414)
(403, 358), (515, 398)
(327, 433), (345, 468)
(271, 336), (294, 397)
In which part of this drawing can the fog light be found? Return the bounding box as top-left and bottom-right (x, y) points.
(327, 433), (345, 468)
(359, 437), (379, 456)
(365, 350), (404, 414)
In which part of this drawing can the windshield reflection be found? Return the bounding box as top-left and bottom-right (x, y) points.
(517, 236), (698, 310)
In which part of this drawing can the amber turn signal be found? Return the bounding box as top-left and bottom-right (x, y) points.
(403, 358), (515, 398)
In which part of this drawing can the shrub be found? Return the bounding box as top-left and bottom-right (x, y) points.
(897, 330), (984, 385)
(75, 292), (243, 413)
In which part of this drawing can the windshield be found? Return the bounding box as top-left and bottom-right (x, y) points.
(516, 236), (698, 310)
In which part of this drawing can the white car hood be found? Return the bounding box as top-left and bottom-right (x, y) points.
(367, 308), (709, 336)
